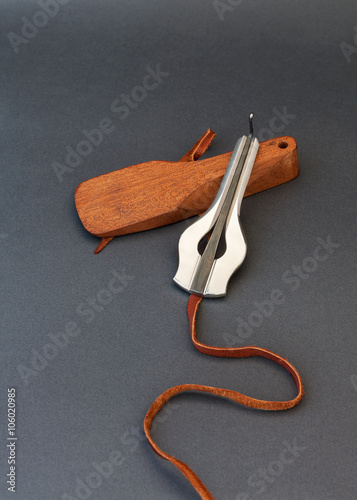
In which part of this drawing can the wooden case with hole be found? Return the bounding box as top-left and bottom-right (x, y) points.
(75, 135), (298, 253)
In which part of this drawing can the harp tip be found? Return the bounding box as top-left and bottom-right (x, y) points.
(249, 113), (254, 135)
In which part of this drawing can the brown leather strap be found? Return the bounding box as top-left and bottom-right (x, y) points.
(94, 236), (114, 254)
(179, 128), (216, 162)
(144, 293), (304, 499)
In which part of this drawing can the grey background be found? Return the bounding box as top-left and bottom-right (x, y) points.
(1, 0), (357, 499)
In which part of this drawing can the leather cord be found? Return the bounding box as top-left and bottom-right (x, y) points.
(178, 129), (216, 162)
(144, 293), (304, 499)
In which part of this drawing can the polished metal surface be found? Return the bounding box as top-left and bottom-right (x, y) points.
(173, 115), (259, 297)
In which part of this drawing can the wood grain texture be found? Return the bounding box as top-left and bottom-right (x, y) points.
(75, 135), (298, 243)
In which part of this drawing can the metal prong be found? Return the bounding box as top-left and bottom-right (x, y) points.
(249, 113), (254, 136)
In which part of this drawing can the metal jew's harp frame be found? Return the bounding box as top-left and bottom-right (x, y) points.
(173, 114), (259, 297)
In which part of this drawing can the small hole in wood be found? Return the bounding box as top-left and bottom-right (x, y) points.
(278, 141), (288, 149)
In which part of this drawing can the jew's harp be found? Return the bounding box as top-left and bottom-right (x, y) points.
(173, 114), (259, 297)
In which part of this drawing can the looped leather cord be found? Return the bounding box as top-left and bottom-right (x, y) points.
(144, 293), (304, 499)
(178, 129), (216, 162)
